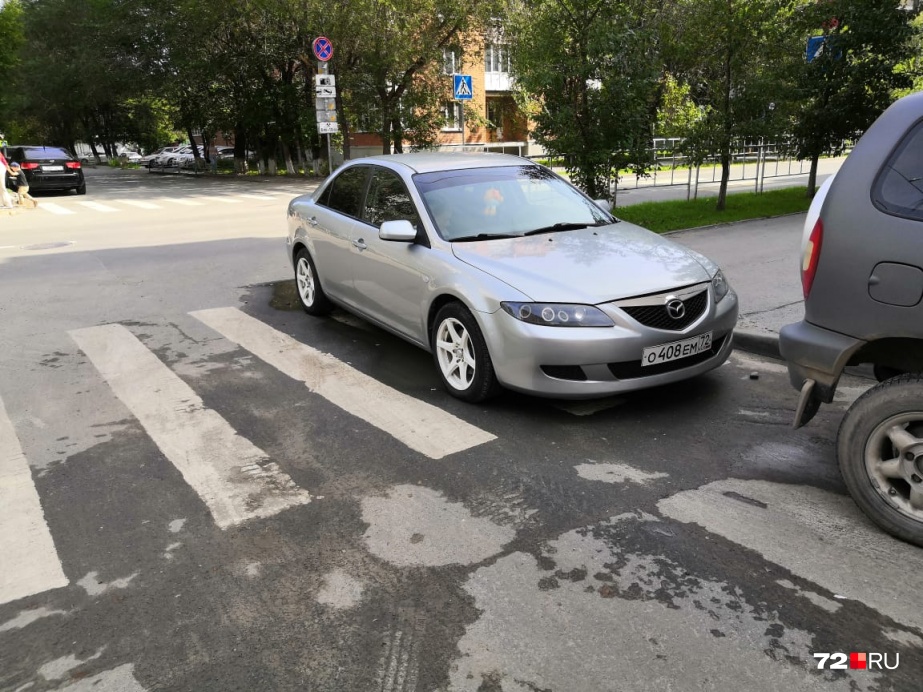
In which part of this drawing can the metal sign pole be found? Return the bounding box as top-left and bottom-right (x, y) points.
(461, 102), (465, 152)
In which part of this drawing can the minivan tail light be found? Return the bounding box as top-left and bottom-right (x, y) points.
(802, 218), (823, 299)
(65, 161), (81, 169)
(20, 162), (39, 170)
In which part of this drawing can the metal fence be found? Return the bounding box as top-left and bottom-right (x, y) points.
(529, 138), (854, 200)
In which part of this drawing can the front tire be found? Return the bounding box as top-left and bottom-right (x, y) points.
(431, 302), (500, 403)
(294, 248), (333, 316)
(837, 373), (923, 547)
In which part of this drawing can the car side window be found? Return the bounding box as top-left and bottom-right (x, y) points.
(322, 166), (369, 218)
(363, 169), (421, 229)
(874, 120), (923, 221)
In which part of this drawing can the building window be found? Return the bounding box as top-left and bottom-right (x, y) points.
(484, 44), (510, 74)
(442, 102), (463, 131)
(442, 48), (458, 75)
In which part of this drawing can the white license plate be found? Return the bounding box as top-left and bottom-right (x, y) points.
(642, 332), (712, 367)
(42, 165), (64, 171)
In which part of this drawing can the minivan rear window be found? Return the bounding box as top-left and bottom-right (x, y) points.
(873, 120), (923, 221)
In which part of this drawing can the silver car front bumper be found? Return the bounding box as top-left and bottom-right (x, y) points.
(476, 289), (739, 399)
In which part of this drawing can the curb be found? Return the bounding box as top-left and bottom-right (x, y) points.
(660, 211), (808, 237)
(732, 328), (782, 360)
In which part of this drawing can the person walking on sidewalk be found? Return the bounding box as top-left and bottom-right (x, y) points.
(6, 162), (36, 208)
(0, 150), (14, 209)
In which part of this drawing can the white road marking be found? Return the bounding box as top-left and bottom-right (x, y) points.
(657, 478), (923, 633)
(157, 197), (204, 206)
(119, 199), (162, 210)
(76, 570), (139, 597)
(235, 193), (277, 200)
(69, 324), (311, 528)
(575, 461), (668, 485)
(0, 394), (68, 606)
(77, 201), (120, 213)
(316, 568), (364, 609)
(191, 307), (497, 459)
(197, 195), (242, 204)
(38, 202), (75, 215)
(54, 664), (147, 692)
(0, 606), (68, 633)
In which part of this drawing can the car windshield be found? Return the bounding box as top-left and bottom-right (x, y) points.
(414, 165), (613, 241)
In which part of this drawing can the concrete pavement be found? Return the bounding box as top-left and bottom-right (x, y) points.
(670, 214), (807, 359)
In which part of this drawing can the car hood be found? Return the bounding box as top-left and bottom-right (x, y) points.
(451, 223), (714, 303)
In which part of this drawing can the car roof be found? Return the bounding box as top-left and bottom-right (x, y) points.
(358, 152), (534, 174)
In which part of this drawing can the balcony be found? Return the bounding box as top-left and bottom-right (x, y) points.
(484, 72), (512, 92)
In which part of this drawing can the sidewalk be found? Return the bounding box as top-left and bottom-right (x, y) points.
(669, 214), (806, 359)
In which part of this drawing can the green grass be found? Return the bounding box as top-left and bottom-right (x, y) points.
(614, 186), (812, 233)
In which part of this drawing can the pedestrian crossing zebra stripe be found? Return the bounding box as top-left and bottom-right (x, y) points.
(77, 201), (119, 213)
(0, 393), (68, 606)
(69, 324), (312, 529)
(190, 307), (497, 460)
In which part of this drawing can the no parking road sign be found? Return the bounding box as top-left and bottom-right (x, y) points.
(313, 36), (333, 62)
(453, 74), (473, 101)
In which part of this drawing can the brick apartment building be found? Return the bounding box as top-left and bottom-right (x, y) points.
(347, 32), (535, 159)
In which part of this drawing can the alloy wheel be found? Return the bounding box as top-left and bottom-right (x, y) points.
(865, 412), (923, 523)
(296, 257), (316, 307)
(435, 317), (476, 390)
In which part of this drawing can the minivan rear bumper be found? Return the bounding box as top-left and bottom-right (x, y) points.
(779, 320), (865, 424)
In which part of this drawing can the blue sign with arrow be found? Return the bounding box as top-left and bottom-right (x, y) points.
(453, 74), (473, 101)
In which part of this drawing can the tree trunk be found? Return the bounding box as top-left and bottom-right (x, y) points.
(392, 115), (404, 154)
(336, 88), (351, 161)
(187, 127), (202, 165)
(716, 151), (731, 211)
(282, 141), (296, 174)
(233, 125), (247, 174)
(381, 104), (392, 155)
(807, 153), (820, 198)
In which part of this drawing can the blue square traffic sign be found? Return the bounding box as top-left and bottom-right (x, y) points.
(454, 74), (473, 101)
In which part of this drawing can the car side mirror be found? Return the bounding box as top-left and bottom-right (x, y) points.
(594, 199), (612, 212)
(379, 219), (417, 242)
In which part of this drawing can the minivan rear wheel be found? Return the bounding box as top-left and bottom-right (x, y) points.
(837, 373), (923, 547)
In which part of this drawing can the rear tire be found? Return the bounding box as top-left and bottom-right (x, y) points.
(837, 373), (923, 547)
(294, 248), (333, 316)
(76, 183), (86, 195)
(431, 302), (501, 403)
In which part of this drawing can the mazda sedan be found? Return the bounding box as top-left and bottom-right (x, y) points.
(286, 153), (738, 402)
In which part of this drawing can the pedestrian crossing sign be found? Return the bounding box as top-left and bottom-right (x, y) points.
(454, 74), (473, 101)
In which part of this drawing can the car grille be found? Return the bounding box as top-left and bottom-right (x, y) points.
(607, 334), (727, 380)
(620, 290), (708, 331)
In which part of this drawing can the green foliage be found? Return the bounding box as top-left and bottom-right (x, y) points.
(788, 0), (916, 165)
(615, 186), (812, 233)
(507, 0), (662, 198)
(655, 75), (703, 139)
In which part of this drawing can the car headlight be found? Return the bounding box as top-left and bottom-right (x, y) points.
(712, 270), (729, 302)
(500, 302), (614, 327)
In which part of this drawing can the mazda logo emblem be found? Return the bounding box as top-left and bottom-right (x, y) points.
(666, 299), (686, 320)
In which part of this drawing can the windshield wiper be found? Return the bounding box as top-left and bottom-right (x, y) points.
(522, 221), (602, 236)
(452, 232), (522, 242)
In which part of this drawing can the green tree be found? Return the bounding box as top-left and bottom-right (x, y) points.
(667, 0), (797, 210)
(789, 0), (916, 196)
(507, 0), (662, 198)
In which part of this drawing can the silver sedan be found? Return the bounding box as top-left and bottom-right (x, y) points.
(286, 153), (738, 402)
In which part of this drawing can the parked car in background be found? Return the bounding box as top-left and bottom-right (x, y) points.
(150, 146), (185, 168)
(119, 151), (142, 163)
(141, 147), (171, 168)
(780, 90), (923, 548)
(287, 153), (737, 402)
(6, 145), (85, 194)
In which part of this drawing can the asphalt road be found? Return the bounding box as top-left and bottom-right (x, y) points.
(0, 168), (920, 692)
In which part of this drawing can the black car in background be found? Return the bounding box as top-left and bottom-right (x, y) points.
(6, 145), (86, 194)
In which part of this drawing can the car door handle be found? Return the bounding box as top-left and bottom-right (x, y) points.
(352, 239), (367, 250)
(308, 216), (318, 227)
